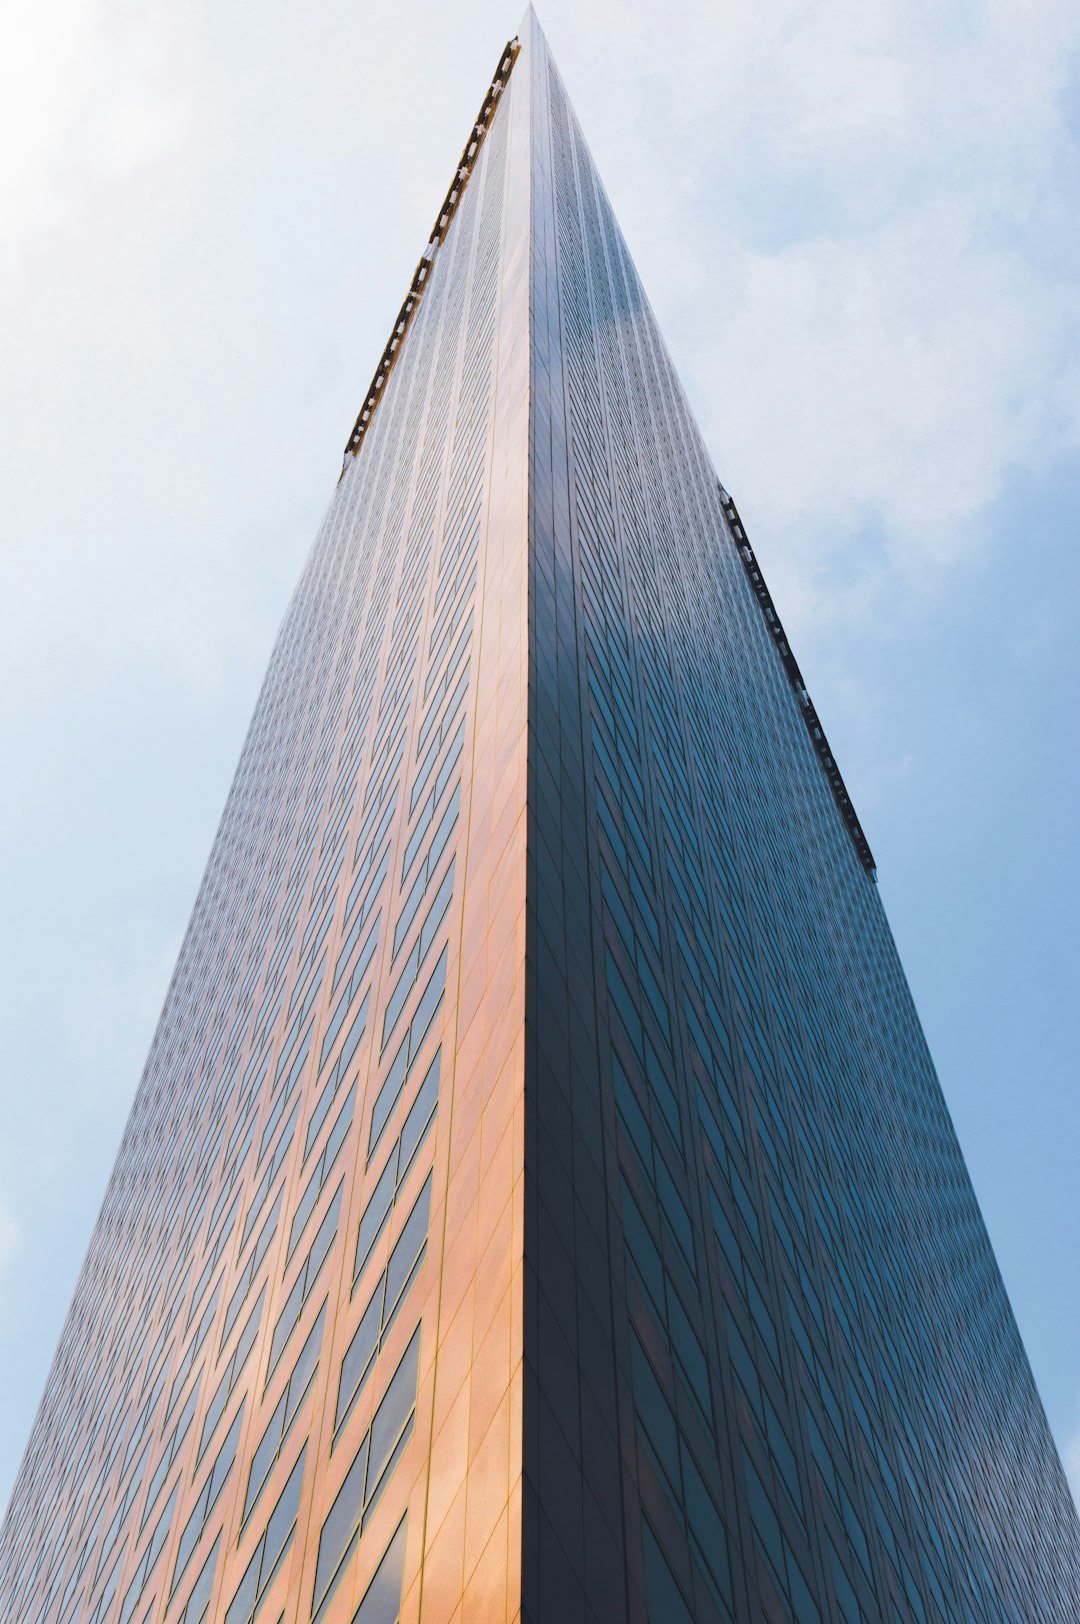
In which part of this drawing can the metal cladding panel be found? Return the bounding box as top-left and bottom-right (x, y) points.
(522, 10), (1080, 1624)
(0, 34), (528, 1624)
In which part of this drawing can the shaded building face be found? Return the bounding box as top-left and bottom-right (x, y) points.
(2, 12), (1078, 1624)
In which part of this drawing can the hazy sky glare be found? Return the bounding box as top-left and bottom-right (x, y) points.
(1, 0), (1078, 1514)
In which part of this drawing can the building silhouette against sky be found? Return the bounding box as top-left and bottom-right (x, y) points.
(2, 11), (1078, 1624)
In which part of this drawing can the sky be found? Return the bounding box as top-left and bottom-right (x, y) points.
(1, 0), (1078, 1517)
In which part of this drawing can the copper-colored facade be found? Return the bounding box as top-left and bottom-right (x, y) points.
(3, 12), (1079, 1624)
(1, 26), (529, 1624)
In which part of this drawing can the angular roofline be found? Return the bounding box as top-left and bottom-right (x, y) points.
(341, 35), (521, 470)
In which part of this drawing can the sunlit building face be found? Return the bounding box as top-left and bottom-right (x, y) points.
(2, 13), (1077, 1624)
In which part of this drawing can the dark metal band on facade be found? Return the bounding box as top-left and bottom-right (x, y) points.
(718, 483), (878, 880)
(342, 36), (521, 468)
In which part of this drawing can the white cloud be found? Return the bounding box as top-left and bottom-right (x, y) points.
(565, 0), (1080, 636)
(0, 0), (188, 255)
(691, 202), (1067, 560)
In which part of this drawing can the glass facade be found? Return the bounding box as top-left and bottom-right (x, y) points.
(521, 14), (1079, 1624)
(2, 11), (1078, 1624)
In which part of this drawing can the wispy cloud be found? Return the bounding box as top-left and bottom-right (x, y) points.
(0, 0), (188, 255)
(569, 0), (1080, 630)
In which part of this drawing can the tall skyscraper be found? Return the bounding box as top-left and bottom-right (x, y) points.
(2, 11), (1077, 1623)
